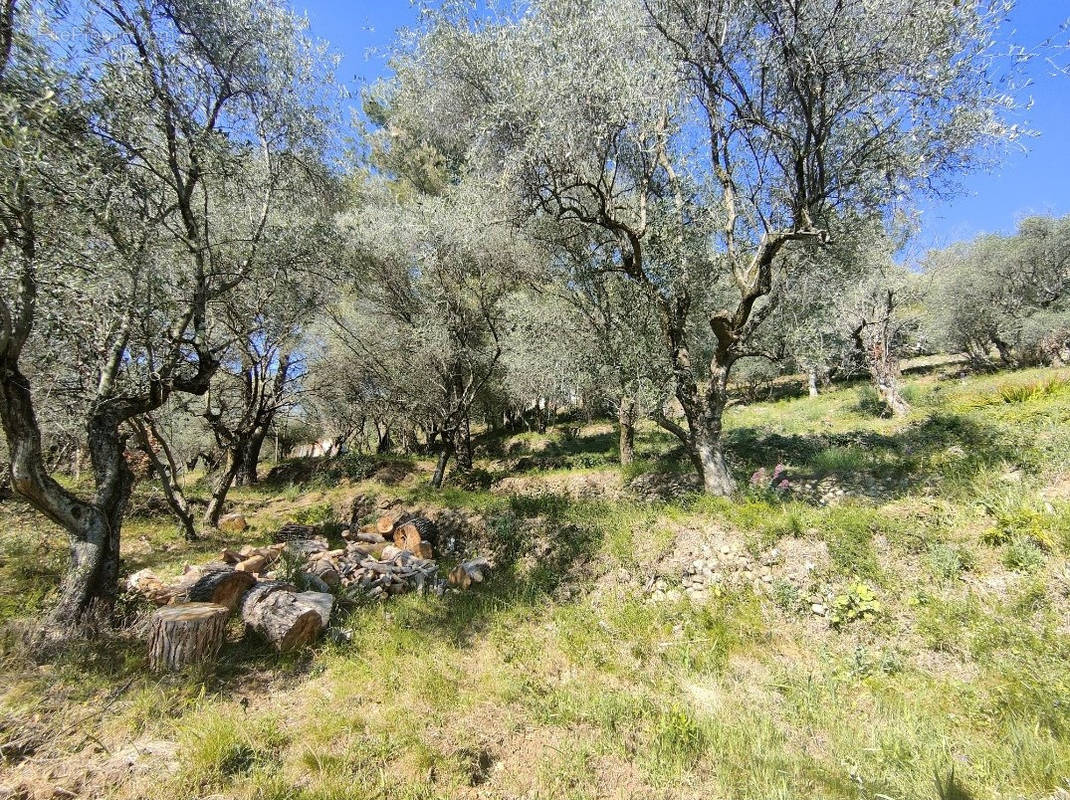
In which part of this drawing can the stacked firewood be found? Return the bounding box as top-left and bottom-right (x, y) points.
(132, 507), (493, 667)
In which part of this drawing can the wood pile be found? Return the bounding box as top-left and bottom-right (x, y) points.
(447, 558), (492, 590)
(130, 506), (491, 665)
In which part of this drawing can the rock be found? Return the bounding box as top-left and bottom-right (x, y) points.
(720, 545), (731, 555)
(811, 603), (826, 616)
(219, 513), (248, 533)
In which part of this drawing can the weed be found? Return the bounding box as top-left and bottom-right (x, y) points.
(770, 579), (802, 612)
(926, 543), (975, 580)
(829, 580), (882, 627)
(1001, 537), (1045, 572)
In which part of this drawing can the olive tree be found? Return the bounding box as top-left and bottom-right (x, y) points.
(332, 178), (531, 487)
(0, 0), (335, 624)
(924, 215), (1070, 368)
(386, 0), (1016, 494)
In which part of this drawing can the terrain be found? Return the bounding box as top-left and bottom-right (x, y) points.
(1, 364), (1069, 800)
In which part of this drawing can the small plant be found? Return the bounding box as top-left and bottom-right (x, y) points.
(770, 579), (801, 612)
(926, 543), (974, 580)
(829, 580), (881, 627)
(1001, 537), (1045, 572)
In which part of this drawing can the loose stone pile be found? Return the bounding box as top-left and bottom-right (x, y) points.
(648, 536), (835, 619)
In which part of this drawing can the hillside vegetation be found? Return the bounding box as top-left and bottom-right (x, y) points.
(2, 364), (1069, 800)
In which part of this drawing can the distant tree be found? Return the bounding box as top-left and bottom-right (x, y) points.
(386, 0), (1017, 494)
(331, 179), (532, 487)
(924, 215), (1070, 368)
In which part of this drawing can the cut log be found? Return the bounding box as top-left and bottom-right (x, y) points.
(179, 565), (256, 611)
(148, 603), (229, 671)
(393, 516), (438, 552)
(126, 569), (171, 606)
(448, 565), (472, 590)
(235, 554), (269, 574)
(285, 538), (330, 557)
(353, 531), (387, 544)
(218, 514), (248, 533)
(448, 558), (492, 590)
(307, 558), (341, 588)
(295, 591), (334, 627)
(241, 584), (323, 652)
(376, 510), (409, 535)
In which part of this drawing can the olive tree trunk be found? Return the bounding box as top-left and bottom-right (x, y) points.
(1, 366), (132, 624)
(617, 396), (637, 467)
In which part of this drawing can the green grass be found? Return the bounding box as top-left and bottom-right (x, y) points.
(2, 365), (1070, 799)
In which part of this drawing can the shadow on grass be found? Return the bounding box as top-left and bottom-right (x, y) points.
(724, 412), (1020, 503)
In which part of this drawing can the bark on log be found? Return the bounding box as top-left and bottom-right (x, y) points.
(307, 558), (340, 588)
(179, 565), (256, 611)
(148, 603), (229, 671)
(126, 569), (171, 606)
(295, 591), (333, 627)
(241, 582), (322, 651)
(274, 522), (318, 542)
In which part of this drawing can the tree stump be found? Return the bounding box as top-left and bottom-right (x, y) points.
(148, 603), (229, 672)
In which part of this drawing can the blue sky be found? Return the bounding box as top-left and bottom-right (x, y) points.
(298, 1), (1070, 257)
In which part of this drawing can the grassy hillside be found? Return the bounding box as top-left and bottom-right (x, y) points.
(2, 365), (1069, 800)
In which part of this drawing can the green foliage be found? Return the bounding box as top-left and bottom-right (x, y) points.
(1001, 537), (1045, 573)
(829, 581), (882, 627)
(649, 705), (707, 774)
(291, 502), (332, 526)
(821, 506), (883, 581)
(770, 579), (802, 612)
(993, 375), (1070, 405)
(926, 543), (975, 580)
